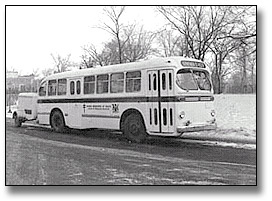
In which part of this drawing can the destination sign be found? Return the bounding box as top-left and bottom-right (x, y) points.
(181, 61), (205, 68)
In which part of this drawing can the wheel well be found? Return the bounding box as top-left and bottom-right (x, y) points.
(49, 108), (65, 126)
(120, 109), (146, 132)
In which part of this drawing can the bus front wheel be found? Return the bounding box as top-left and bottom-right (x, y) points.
(123, 113), (146, 143)
(51, 110), (65, 132)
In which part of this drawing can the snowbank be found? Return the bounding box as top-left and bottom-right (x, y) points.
(183, 94), (256, 145)
(214, 94), (256, 131)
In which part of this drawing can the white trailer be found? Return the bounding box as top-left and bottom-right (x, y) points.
(13, 93), (38, 127)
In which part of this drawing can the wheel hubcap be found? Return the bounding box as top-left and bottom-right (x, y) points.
(129, 121), (140, 135)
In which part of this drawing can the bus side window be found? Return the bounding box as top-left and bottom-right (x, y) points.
(153, 74), (157, 91)
(76, 80), (81, 94)
(39, 81), (47, 96)
(48, 80), (57, 96)
(70, 81), (75, 95)
(97, 74), (109, 94)
(110, 73), (124, 93)
(58, 79), (67, 95)
(126, 71), (141, 92)
(84, 76), (95, 94)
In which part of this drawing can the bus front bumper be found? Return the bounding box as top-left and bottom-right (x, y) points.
(177, 122), (217, 133)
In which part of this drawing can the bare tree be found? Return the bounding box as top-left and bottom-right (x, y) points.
(210, 6), (256, 93)
(229, 42), (256, 93)
(157, 6), (236, 61)
(81, 40), (121, 67)
(82, 23), (157, 66)
(122, 25), (157, 62)
(51, 53), (71, 73)
(41, 67), (54, 77)
(99, 6), (126, 64)
(81, 44), (107, 67)
(157, 6), (256, 94)
(157, 29), (184, 57)
(210, 36), (243, 93)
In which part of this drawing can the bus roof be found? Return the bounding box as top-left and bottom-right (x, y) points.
(44, 56), (203, 81)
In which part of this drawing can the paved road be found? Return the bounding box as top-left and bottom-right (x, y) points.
(6, 118), (256, 185)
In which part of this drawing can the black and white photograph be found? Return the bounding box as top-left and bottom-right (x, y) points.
(5, 5), (257, 186)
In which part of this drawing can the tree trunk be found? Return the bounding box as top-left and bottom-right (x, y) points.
(212, 53), (219, 94)
(241, 46), (247, 93)
(213, 52), (223, 94)
(218, 52), (222, 94)
(116, 33), (122, 64)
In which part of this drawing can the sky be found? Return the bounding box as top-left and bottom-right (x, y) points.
(6, 6), (166, 75)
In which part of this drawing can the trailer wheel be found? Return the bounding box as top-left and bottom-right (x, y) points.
(14, 115), (22, 127)
(123, 113), (146, 143)
(51, 110), (65, 132)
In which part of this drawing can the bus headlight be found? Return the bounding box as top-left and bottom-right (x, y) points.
(179, 111), (185, 119)
(211, 110), (215, 117)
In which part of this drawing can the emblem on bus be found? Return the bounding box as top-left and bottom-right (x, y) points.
(112, 104), (119, 113)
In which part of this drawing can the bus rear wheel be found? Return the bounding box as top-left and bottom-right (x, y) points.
(51, 110), (65, 132)
(123, 113), (146, 143)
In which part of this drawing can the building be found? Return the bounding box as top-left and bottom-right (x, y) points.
(6, 71), (40, 105)
(6, 71), (40, 93)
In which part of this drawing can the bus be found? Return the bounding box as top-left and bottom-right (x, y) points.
(14, 56), (216, 142)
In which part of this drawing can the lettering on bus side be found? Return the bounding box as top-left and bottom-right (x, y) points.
(85, 104), (111, 110)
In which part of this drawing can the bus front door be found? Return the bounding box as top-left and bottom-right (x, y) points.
(160, 69), (175, 133)
(147, 69), (174, 134)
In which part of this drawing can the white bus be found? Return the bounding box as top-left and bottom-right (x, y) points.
(14, 56), (216, 142)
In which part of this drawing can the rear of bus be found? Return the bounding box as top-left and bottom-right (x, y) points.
(174, 60), (216, 134)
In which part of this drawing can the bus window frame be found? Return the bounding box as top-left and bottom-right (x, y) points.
(57, 79), (67, 96)
(110, 72), (124, 93)
(126, 71), (141, 93)
(84, 75), (96, 94)
(176, 68), (211, 91)
(76, 80), (81, 95)
(97, 74), (109, 94)
(39, 81), (47, 96)
(70, 81), (75, 95)
(48, 79), (57, 96)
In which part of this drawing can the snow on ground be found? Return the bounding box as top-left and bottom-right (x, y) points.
(214, 94), (256, 131)
(183, 94), (256, 145)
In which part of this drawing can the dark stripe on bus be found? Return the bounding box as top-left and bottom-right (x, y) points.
(37, 96), (214, 104)
(37, 112), (50, 115)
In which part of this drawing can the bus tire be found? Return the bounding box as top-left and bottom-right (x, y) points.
(14, 115), (22, 127)
(123, 113), (146, 143)
(50, 110), (65, 133)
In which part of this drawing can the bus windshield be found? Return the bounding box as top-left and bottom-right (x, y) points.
(176, 69), (211, 91)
